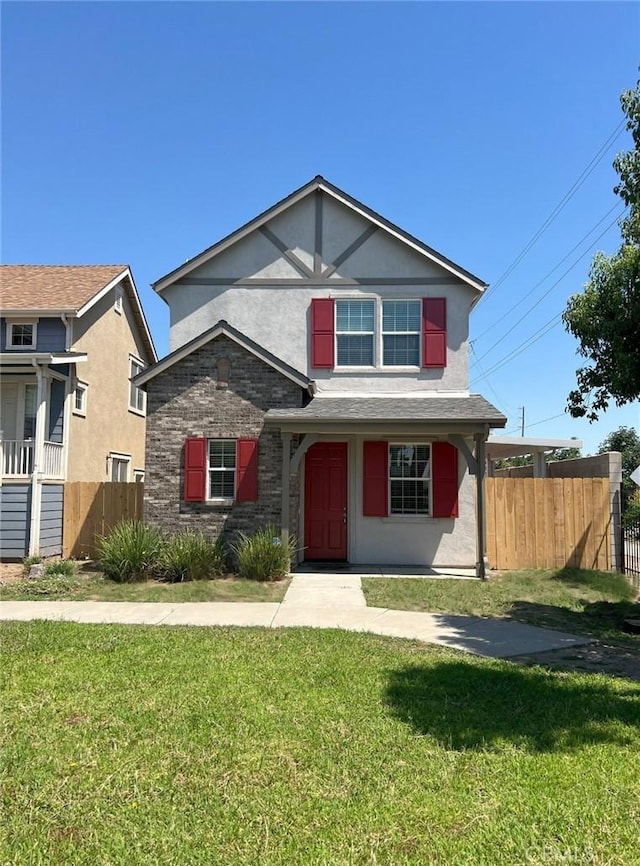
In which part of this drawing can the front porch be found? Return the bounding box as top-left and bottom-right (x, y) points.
(0, 352), (85, 558)
(1, 439), (65, 480)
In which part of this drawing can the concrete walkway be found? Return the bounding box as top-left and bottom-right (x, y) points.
(0, 573), (594, 659)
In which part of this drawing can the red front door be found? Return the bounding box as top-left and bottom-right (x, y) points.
(304, 442), (348, 560)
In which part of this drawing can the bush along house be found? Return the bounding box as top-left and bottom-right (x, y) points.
(137, 177), (506, 575)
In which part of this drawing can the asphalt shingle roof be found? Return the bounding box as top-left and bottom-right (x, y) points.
(0, 265), (127, 311)
(266, 396), (507, 425)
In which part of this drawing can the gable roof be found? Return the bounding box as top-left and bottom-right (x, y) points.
(1, 264), (127, 311)
(134, 319), (311, 390)
(152, 176), (488, 295)
(0, 264), (157, 363)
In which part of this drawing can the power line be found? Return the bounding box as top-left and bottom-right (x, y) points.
(480, 120), (625, 305)
(471, 311), (562, 382)
(524, 411), (567, 430)
(471, 205), (626, 366)
(469, 343), (517, 415)
(471, 201), (623, 345)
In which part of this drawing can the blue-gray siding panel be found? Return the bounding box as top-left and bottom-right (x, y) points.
(0, 484), (31, 558)
(0, 317), (66, 353)
(39, 484), (63, 556)
(48, 380), (65, 443)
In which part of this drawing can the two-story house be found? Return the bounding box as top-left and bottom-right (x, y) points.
(137, 177), (506, 574)
(0, 265), (156, 558)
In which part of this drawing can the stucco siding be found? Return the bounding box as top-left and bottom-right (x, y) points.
(39, 483), (63, 556)
(164, 193), (475, 392)
(0, 483), (31, 558)
(350, 436), (475, 566)
(68, 279), (151, 481)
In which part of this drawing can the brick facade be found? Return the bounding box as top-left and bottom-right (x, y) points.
(144, 335), (304, 541)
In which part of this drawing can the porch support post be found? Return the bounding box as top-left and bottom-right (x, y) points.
(281, 432), (292, 552)
(474, 431), (488, 580)
(28, 364), (48, 556)
(291, 433), (319, 475)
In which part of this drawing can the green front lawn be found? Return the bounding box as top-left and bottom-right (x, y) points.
(0, 569), (289, 603)
(2, 622), (639, 865)
(362, 568), (639, 642)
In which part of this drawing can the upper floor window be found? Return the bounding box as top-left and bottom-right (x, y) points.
(129, 357), (146, 414)
(335, 299), (375, 366)
(311, 296), (447, 370)
(6, 322), (37, 349)
(382, 300), (421, 366)
(73, 381), (88, 416)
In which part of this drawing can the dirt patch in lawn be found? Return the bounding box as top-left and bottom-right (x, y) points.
(514, 641), (640, 682)
(0, 563), (25, 585)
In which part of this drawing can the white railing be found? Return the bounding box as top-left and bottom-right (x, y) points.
(42, 441), (64, 478)
(1, 439), (64, 479)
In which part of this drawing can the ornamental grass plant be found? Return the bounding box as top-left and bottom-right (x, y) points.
(231, 525), (295, 581)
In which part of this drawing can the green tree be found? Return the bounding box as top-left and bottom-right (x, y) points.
(598, 425), (640, 513)
(563, 81), (640, 421)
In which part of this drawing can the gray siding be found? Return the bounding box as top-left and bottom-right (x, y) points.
(48, 379), (65, 443)
(0, 484), (31, 559)
(1, 316), (66, 353)
(39, 483), (63, 556)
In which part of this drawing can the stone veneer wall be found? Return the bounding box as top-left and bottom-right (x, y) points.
(144, 336), (304, 542)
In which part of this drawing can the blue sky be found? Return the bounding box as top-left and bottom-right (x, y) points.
(2, 1), (638, 455)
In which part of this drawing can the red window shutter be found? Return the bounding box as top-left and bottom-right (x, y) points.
(432, 442), (459, 517)
(184, 437), (206, 502)
(422, 298), (447, 367)
(236, 438), (258, 502)
(311, 298), (334, 368)
(363, 441), (388, 517)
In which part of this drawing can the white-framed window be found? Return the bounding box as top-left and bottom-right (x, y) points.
(208, 439), (236, 500)
(133, 469), (145, 483)
(389, 443), (431, 515)
(73, 381), (88, 416)
(335, 299), (375, 367)
(109, 452), (131, 482)
(129, 356), (146, 415)
(382, 300), (421, 366)
(6, 321), (37, 349)
(114, 286), (124, 314)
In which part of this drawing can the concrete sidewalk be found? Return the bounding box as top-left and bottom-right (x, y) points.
(0, 573), (594, 659)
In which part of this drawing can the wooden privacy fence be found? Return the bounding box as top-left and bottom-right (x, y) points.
(63, 482), (144, 559)
(486, 477), (611, 571)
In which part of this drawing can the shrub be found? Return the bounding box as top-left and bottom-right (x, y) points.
(22, 555), (42, 576)
(624, 489), (640, 533)
(97, 520), (165, 583)
(231, 525), (295, 582)
(44, 559), (78, 578)
(159, 531), (226, 583)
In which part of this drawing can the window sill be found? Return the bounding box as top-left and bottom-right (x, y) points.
(72, 409), (87, 417)
(205, 498), (234, 505)
(128, 406), (146, 418)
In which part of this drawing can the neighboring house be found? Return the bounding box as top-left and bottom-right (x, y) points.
(137, 177), (506, 574)
(0, 265), (157, 558)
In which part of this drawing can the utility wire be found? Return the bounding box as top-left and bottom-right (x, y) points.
(472, 200), (623, 344)
(471, 205), (626, 366)
(471, 311), (562, 383)
(469, 342), (517, 416)
(480, 120), (625, 305)
(523, 411), (568, 430)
